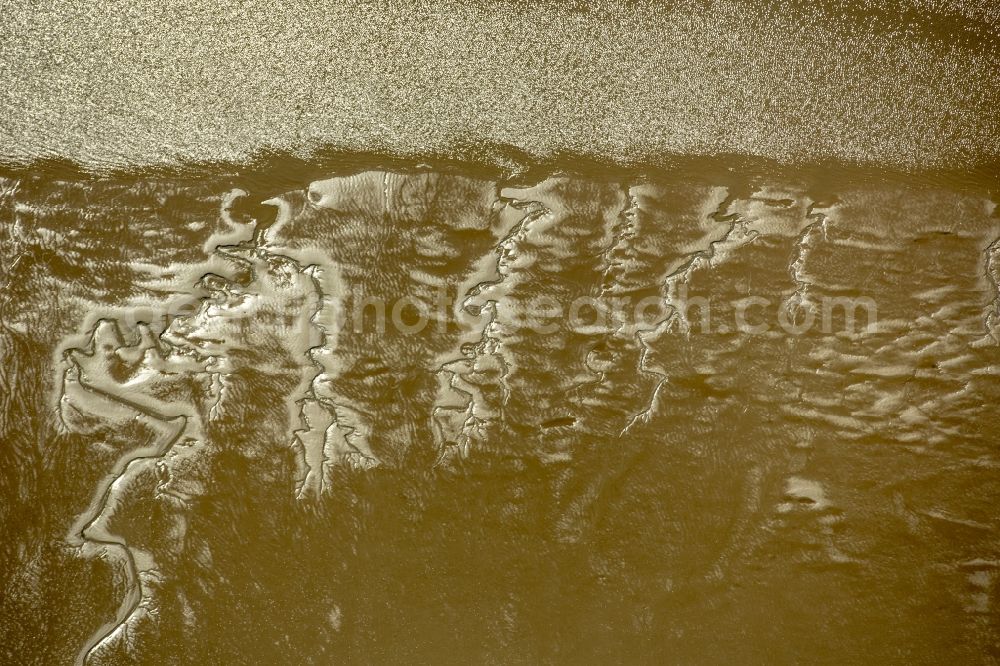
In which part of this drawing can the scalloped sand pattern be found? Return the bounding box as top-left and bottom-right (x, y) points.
(2, 2), (1000, 665)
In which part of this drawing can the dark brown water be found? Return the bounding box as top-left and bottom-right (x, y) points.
(0, 157), (998, 664)
(3, 0), (1000, 662)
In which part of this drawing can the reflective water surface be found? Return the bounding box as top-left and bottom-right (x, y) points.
(0, 157), (998, 663)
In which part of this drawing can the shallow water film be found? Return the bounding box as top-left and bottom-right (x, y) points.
(2, 1), (1000, 665)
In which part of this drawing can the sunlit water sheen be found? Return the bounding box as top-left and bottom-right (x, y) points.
(0, 159), (997, 664)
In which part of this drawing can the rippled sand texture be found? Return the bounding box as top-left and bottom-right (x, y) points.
(1, 166), (999, 664)
(2, 0), (999, 170)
